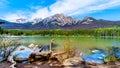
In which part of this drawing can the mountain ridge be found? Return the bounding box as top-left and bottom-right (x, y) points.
(0, 14), (120, 30)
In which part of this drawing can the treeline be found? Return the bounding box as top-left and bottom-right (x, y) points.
(0, 27), (4, 34)
(1, 27), (120, 36)
(0, 29), (96, 36)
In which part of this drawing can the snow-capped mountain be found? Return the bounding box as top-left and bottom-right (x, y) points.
(40, 14), (79, 26)
(15, 18), (27, 23)
(0, 14), (120, 30)
(80, 16), (96, 24)
(30, 18), (42, 25)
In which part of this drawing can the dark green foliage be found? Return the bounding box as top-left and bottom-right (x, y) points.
(0, 36), (22, 61)
(0, 27), (4, 34)
(1, 26), (120, 36)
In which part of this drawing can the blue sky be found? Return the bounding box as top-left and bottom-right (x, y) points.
(0, 0), (120, 22)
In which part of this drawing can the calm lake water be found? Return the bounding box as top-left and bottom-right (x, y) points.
(1, 36), (120, 54)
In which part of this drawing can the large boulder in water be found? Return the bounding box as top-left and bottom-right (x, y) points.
(8, 46), (33, 63)
(9, 43), (39, 60)
(14, 46), (33, 58)
(7, 44), (39, 63)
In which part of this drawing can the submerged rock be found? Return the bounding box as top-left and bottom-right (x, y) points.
(82, 49), (107, 63)
(39, 44), (57, 53)
(39, 45), (50, 52)
(111, 46), (120, 58)
(0, 56), (4, 62)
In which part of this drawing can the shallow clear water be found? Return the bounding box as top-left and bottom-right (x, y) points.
(1, 35), (120, 54)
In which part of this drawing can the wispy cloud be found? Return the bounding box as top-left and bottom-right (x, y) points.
(67, 0), (120, 16)
(2, 0), (120, 22)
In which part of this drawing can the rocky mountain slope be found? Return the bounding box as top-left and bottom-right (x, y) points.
(0, 14), (120, 30)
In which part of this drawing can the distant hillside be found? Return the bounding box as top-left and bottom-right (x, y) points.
(0, 14), (120, 30)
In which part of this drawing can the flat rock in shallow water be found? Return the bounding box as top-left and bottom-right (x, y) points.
(82, 49), (107, 64)
(0, 56), (4, 62)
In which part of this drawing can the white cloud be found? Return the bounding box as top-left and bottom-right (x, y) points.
(51, 0), (120, 16)
(2, 11), (27, 22)
(30, 8), (50, 19)
(2, 0), (120, 22)
(50, 0), (97, 15)
(87, 0), (120, 11)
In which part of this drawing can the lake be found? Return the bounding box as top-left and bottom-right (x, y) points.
(1, 35), (120, 54)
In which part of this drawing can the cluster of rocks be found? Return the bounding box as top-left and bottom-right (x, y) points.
(0, 43), (51, 67)
(0, 44), (120, 68)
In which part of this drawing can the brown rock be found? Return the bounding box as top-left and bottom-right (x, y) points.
(62, 57), (83, 67)
(29, 52), (52, 62)
(15, 58), (28, 63)
(107, 61), (115, 65)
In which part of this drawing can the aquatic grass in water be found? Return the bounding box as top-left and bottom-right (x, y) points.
(60, 36), (74, 60)
(0, 36), (23, 61)
(0, 36), (23, 48)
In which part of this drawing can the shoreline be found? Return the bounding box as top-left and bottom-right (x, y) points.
(1, 59), (120, 68)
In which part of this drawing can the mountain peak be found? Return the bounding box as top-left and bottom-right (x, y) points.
(81, 16), (96, 24)
(16, 18), (27, 23)
(31, 18), (42, 24)
(53, 13), (65, 17)
(40, 14), (78, 26)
